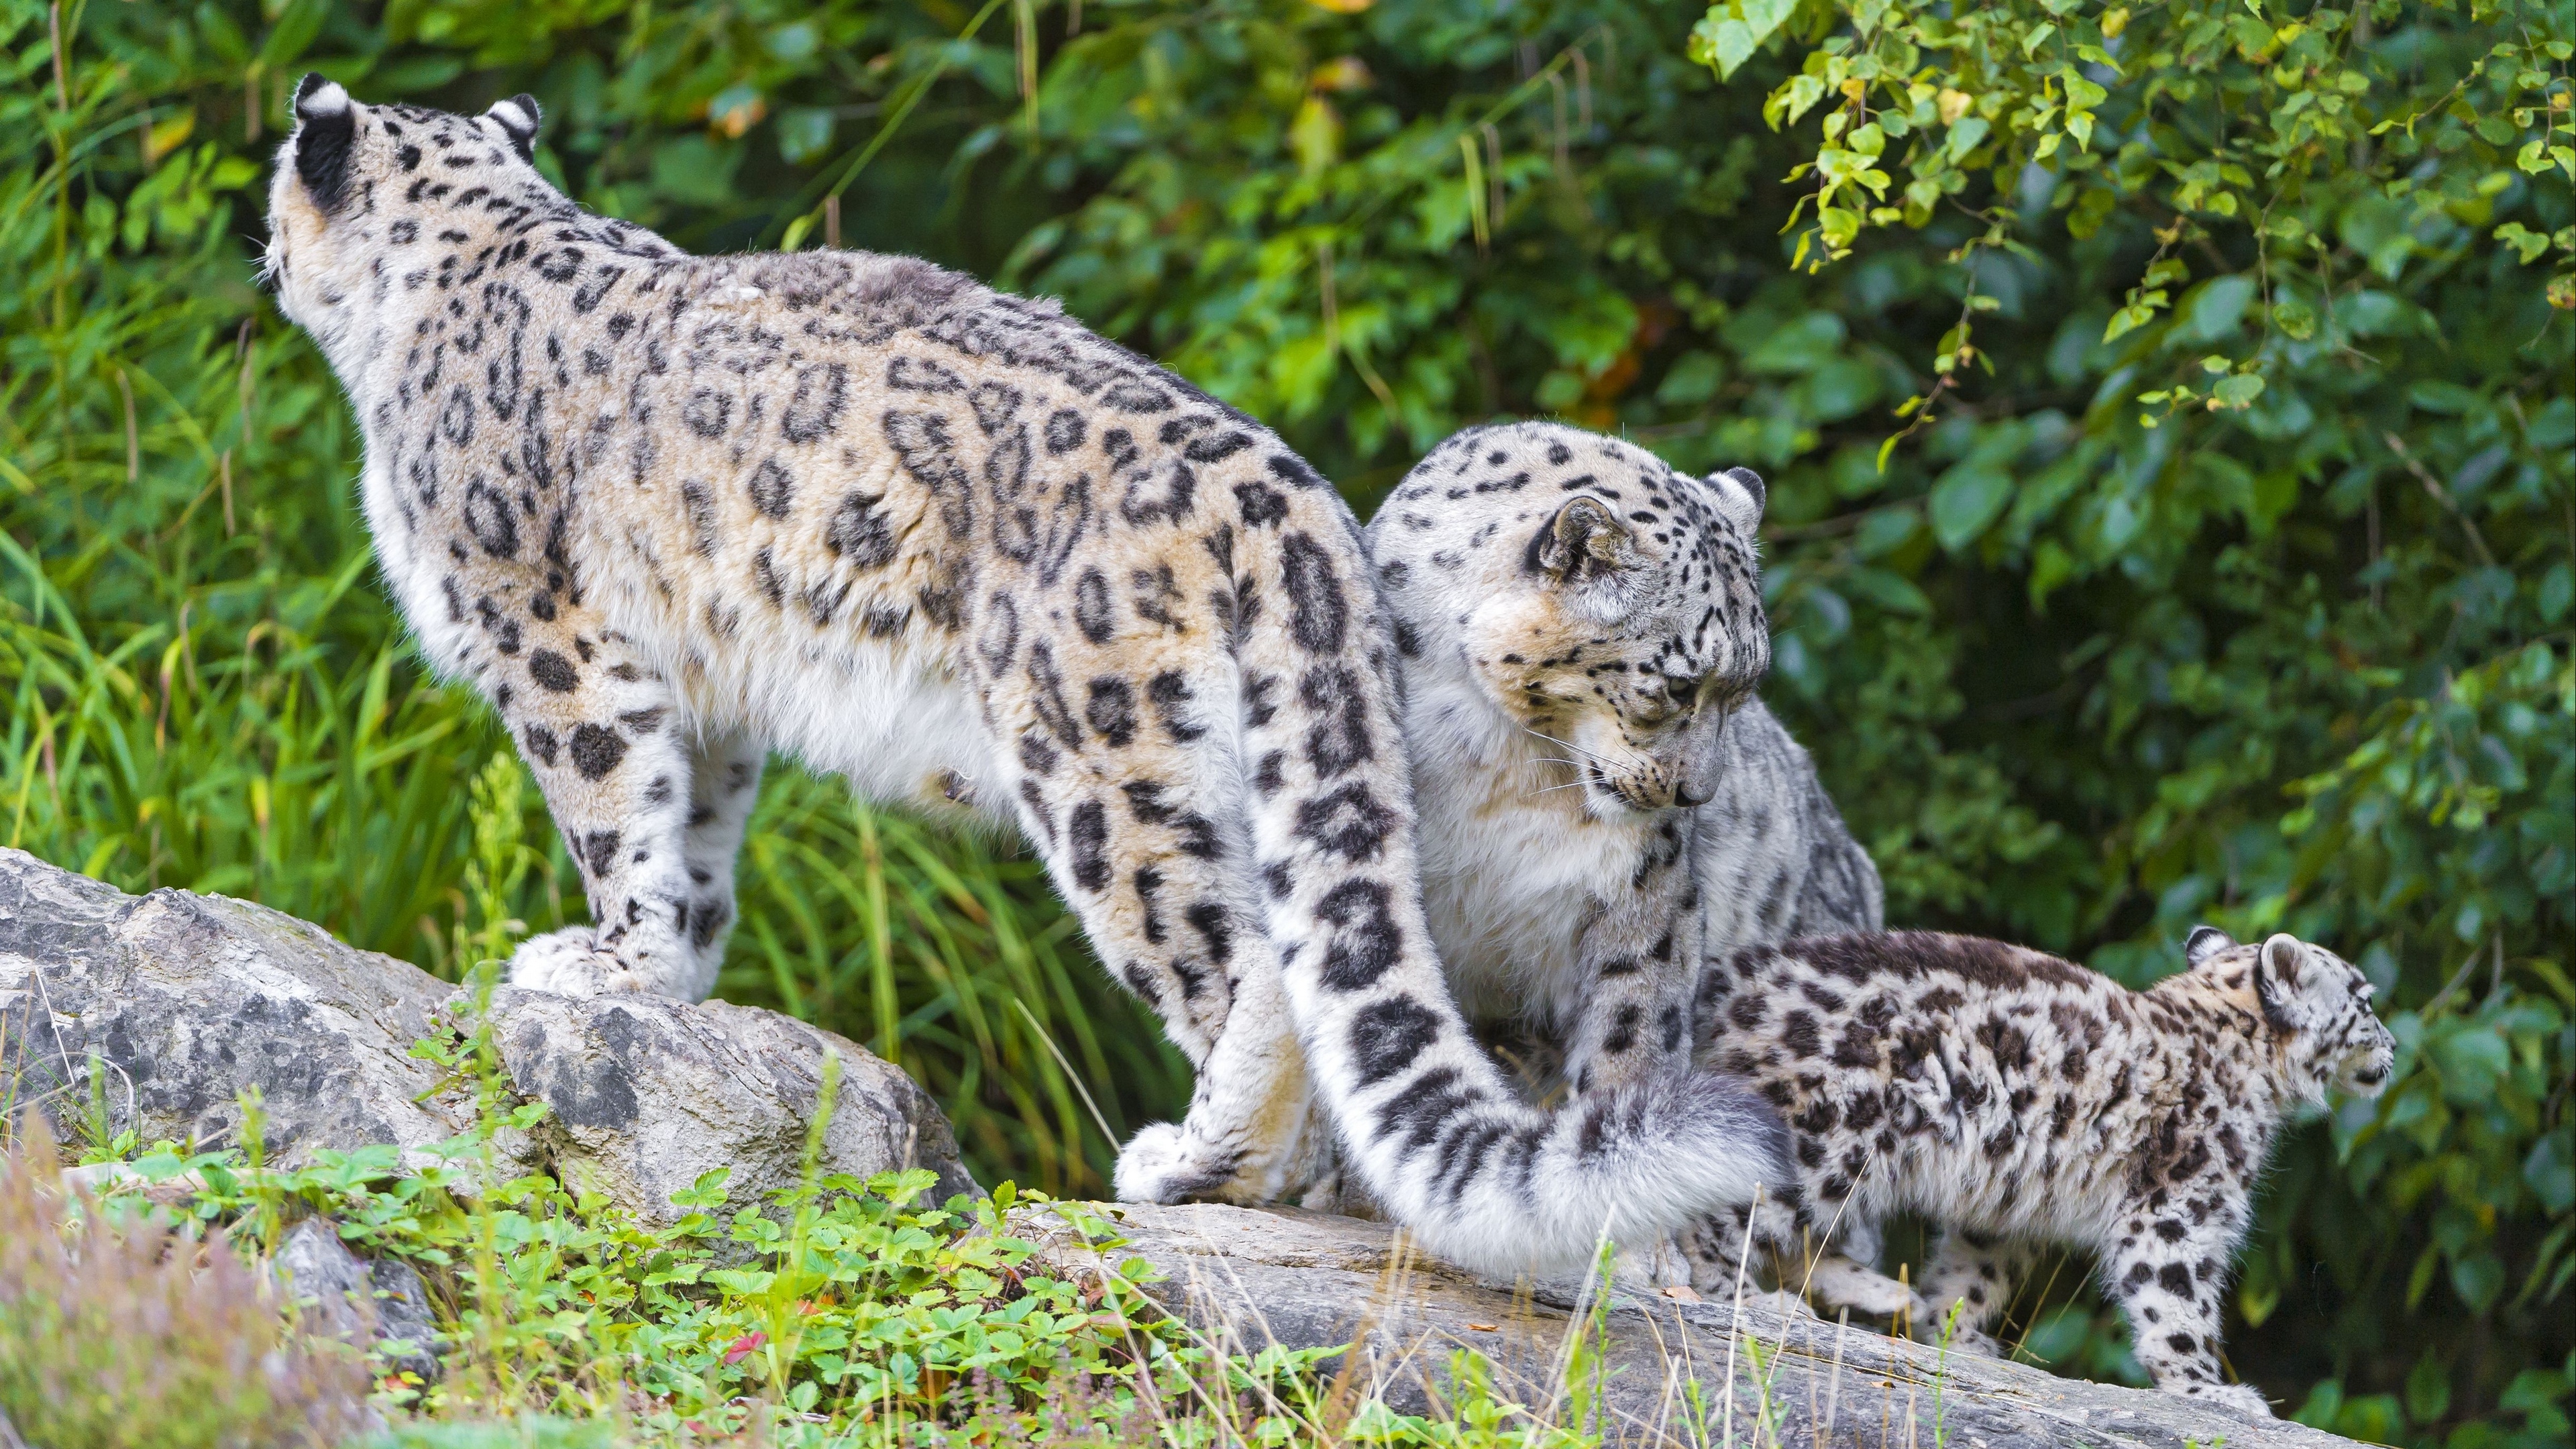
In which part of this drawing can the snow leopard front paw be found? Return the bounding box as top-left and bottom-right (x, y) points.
(1804, 1256), (1919, 1320)
(1113, 1122), (1256, 1204)
(1934, 1323), (2002, 1358)
(2178, 1382), (2274, 1418)
(504, 928), (649, 997)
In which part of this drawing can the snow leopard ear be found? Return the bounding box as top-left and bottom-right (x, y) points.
(1527, 495), (1638, 585)
(2184, 924), (2237, 967)
(290, 72), (358, 212)
(1703, 466), (1766, 536)
(2253, 932), (2310, 1031)
(486, 93), (543, 160)
(2259, 932), (2307, 989)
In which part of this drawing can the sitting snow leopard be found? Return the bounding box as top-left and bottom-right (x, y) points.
(1364, 421), (1882, 1104)
(1690, 926), (2395, 1416)
(1362, 420), (1881, 1276)
(260, 78), (1788, 1275)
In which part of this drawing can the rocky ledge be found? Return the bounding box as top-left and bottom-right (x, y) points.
(0, 849), (2355, 1449)
(0, 847), (972, 1224)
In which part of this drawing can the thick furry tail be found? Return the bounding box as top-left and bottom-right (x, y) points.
(1227, 463), (1790, 1276)
(1316, 1030), (1790, 1277)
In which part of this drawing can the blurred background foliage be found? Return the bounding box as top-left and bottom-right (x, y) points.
(0, 0), (2567, 1439)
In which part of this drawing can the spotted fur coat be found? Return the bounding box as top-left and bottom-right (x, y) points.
(1690, 925), (2395, 1415)
(259, 78), (1786, 1275)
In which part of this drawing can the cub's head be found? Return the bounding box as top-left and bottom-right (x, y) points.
(1366, 421), (1769, 818)
(2186, 926), (2396, 1100)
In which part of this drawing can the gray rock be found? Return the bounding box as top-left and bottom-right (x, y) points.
(1026, 1203), (2364, 1449)
(368, 1252), (445, 1383)
(484, 984), (978, 1224)
(0, 849), (972, 1226)
(270, 1216), (441, 1384)
(0, 849), (458, 1160)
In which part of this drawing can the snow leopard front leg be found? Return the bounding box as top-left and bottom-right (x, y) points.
(2101, 1181), (2269, 1413)
(1562, 814), (1704, 1097)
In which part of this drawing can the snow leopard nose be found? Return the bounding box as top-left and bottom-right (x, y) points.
(1671, 780), (1709, 808)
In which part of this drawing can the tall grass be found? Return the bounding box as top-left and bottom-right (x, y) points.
(0, 0), (1187, 1195)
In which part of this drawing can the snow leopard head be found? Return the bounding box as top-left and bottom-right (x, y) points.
(2186, 925), (2396, 1100)
(264, 77), (672, 373)
(1366, 421), (1770, 817)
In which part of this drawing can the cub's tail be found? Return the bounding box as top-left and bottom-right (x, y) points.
(1230, 458), (1788, 1277)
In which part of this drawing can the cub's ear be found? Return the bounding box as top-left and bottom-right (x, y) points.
(1704, 466), (1765, 536)
(486, 93), (542, 159)
(2259, 932), (2306, 988)
(1525, 495), (1638, 584)
(2184, 924), (2237, 967)
(2253, 932), (2308, 1030)
(291, 73), (358, 211)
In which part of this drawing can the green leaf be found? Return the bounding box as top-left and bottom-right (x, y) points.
(2406, 1353), (2453, 1424)
(2449, 1252), (2506, 1313)
(257, 0), (331, 70)
(2525, 1129), (2575, 1213)
(1695, 10), (1761, 79)
(1944, 115), (1991, 162)
(1929, 462), (2015, 549)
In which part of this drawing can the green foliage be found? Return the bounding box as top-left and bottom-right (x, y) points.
(19, 1061), (1611, 1447)
(0, 1134), (375, 1448)
(1, 0), (2567, 1438)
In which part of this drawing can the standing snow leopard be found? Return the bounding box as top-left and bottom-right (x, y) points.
(260, 78), (1786, 1275)
(1690, 926), (2395, 1415)
(1364, 422), (1882, 1101)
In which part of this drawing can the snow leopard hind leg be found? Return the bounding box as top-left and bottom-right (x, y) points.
(461, 604), (706, 1000)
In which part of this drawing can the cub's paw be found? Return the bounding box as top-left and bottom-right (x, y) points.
(1112, 1122), (1248, 1204)
(1934, 1324), (2002, 1359)
(504, 928), (647, 997)
(1805, 1258), (1919, 1320)
(2178, 1382), (2274, 1419)
(1735, 1288), (1821, 1324)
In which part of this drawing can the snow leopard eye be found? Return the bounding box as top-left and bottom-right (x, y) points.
(1634, 672), (1721, 727)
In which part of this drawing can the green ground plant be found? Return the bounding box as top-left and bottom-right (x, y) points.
(0, 1025), (1627, 1448)
(1, 0), (2567, 1440)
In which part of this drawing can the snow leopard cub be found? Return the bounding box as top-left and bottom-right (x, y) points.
(1693, 926), (2395, 1416)
(262, 80), (1787, 1275)
(1365, 421), (1882, 1105)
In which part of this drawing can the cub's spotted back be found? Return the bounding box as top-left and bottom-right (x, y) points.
(1690, 925), (2394, 1416)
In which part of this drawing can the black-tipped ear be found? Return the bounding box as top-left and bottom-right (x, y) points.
(1705, 466), (1766, 535)
(291, 73), (358, 212)
(2184, 924), (2236, 968)
(1525, 495), (1635, 583)
(486, 93), (541, 159)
